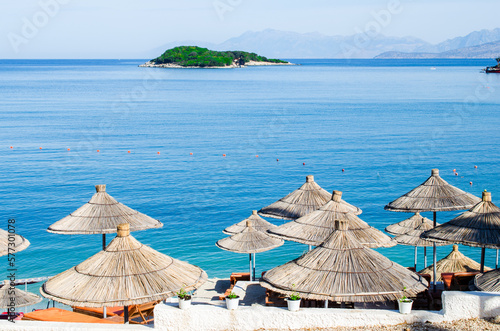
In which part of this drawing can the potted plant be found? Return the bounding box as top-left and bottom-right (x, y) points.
(398, 286), (413, 314)
(176, 287), (192, 310)
(225, 291), (240, 310)
(286, 284), (301, 312)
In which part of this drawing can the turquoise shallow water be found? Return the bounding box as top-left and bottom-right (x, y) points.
(0, 59), (499, 299)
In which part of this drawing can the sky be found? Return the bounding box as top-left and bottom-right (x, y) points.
(0, 0), (498, 59)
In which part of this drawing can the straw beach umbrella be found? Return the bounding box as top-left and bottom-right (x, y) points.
(386, 213), (437, 236)
(48, 185), (163, 249)
(0, 280), (42, 309)
(261, 219), (428, 303)
(418, 245), (491, 281)
(269, 190), (392, 248)
(387, 213), (449, 269)
(216, 220), (284, 280)
(259, 175), (361, 220)
(223, 210), (278, 235)
(384, 169), (479, 213)
(0, 228), (30, 256)
(385, 168), (480, 287)
(474, 268), (500, 292)
(423, 191), (500, 272)
(392, 221), (449, 269)
(41, 223), (207, 323)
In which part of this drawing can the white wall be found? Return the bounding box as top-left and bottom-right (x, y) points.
(154, 291), (500, 331)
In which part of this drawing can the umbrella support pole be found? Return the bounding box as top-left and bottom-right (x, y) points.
(253, 253), (256, 280)
(424, 247), (427, 267)
(249, 254), (253, 281)
(414, 246), (418, 269)
(102, 234), (106, 250)
(496, 249), (499, 269)
(432, 212), (437, 292)
(432, 244), (437, 291)
(103, 307), (107, 318)
(324, 300), (328, 308)
(308, 245), (312, 251)
(124, 305), (129, 324)
(481, 247), (486, 273)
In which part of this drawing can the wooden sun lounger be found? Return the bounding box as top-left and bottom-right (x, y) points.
(73, 300), (160, 324)
(419, 272), (432, 286)
(0, 312), (22, 320)
(127, 301), (158, 324)
(451, 272), (480, 291)
(408, 273), (435, 310)
(219, 272), (251, 300)
(22, 307), (119, 324)
(219, 288), (234, 300)
(441, 273), (454, 290)
(230, 272), (250, 285)
(441, 272), (480, 291)
(72, 306), (123, 318)
(265, 289), (287, 307)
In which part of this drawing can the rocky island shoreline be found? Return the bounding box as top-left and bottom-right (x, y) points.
(139, 59), (295, 68)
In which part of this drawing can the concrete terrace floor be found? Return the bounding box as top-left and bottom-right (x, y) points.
(165, 278), (267, 307)
(176, 278), (403, 309)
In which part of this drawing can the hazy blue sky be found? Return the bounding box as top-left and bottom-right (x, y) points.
(1, 0), (498, 58)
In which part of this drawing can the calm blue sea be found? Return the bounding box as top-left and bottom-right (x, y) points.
(0, 58), (499, 300)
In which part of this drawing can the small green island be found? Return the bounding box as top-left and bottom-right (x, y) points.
(139, 46), (293, 68)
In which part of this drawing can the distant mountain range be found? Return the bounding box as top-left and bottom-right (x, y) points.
(375, 40), (500, 59)
(148, 28), (500, 59)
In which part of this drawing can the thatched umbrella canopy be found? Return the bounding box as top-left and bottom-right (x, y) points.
(384, 168), (480, 287)
(389, 214), (449, 269)
(423, 191), (500, 248)
(0, 280), (42, 308)
(385, 169), (480, 213)
(269, 190), (393, 248)
(393, 221), (450, 248)
(41, 223), (207, 321)
(385, 212), (438, 236)
(261, 219), (428, 303)
(258, 175), (361, 220)
(217, 220), (284, 280)
(217, 221), (284, 253)
(474, 268), (500, 292)
(423, 191), (500, 272)
(223, 210), (278, 235)
(0, 228), (30, 257)
(48, 185), (163, 249)
(418, 245), (491, 281)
